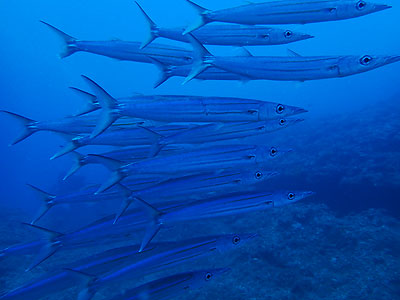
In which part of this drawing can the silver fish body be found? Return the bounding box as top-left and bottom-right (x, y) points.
(184, 0), (391, 33)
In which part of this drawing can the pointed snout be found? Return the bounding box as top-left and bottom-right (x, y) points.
(213, 267), (232, 276)
(301, 34), (314, 41)
(374, 4), (392, 12)
(293, 107), (308, 115)
(384, 55), (400, 65)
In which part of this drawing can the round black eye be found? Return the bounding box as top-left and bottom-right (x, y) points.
(232, 236), (241, 245)
(356, 0), (366, 10)
(360, 55), (372, 65)
(284, 30), (292, 38)
(205, 272), (213, 281)
(255, 171), (263, 179)
(279, 119), (286, 126)
(270, 147), (278, 157)
(276, 104), (285, 114)
(288, 193), (295, 200)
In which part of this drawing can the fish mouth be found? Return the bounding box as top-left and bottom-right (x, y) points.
(384, 55), (400, 65)
(213, 267), (232, 276)
(293, 107), (308, 115)
(301, 34), (314, 40)
(304, 191), (316, 198)
(374, 4), (392, 12)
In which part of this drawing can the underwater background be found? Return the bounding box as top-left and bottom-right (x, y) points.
(0, 0), (399, 299)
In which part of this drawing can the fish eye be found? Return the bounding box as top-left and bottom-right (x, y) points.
(255, 171), (263, 179)
(288, 193), (296, 200)
(360, 55), (373, 65)
(284, 30), (293, 38)
(261, 34), (270, 39)
(276, 104), (285, 114)
(205, 272), (213, 281)
(279, 119), (286, 126)
(356, 0), (366, 10)
(232, 235), (241, 245)
(270, 147), (278, 157)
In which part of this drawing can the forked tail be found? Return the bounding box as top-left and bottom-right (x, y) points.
(40, 21), (79, 58)
(135, 1), (159, 48)
(0, 111), (38, 145)
(183, 0), (211, 35)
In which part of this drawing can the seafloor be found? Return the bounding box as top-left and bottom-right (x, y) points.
(1, 202), (399, 300)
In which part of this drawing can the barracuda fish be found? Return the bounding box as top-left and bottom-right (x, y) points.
(109, 268), (230, 300)
(40, 21), (193, 65)
(183, 0), (392, 34)
(91, 144), (291, 194)
(51, 123), (198, 160)
(0, 200), (187, 271)
(184, 34), (400, 83)
(64, 145), (191, 180)
(80, 76), (307, 138)
(136, 2), (312, 48)
(0, 110), (152, 146)
(135, 190), (313, 251)
(28, 176), (165, 223)
(147, 117), (304, 156)
(0, 239), (215, 300)
(74, 233), (257, 300)
(114, 169), (280, 223)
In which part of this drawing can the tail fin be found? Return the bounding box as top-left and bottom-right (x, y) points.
(0, 111), (37, 145)
(40, 21), (78, 58)
(183, 0), (210, 35)
(147, 56), (174, 88)
(135, 2), (159, 49)
(27, 184), (56, 224)
(69, 87), (100, 116)
(22, 223), (64, 271)
(85, 155), (125, 194)
(63, 151), (87, 180)
(51, 137), (82, 160)
(137, 126), (165, 157)
(81, 75), (121, 138)
(134, 197), (163, 252)
(182, 34), (213, 84)
(113, 184), (134, 224)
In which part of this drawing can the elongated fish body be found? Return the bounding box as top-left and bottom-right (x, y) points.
(94, 144), (291, 193)
(136, 3), (312, 47)
(136, 191), (313, 249)
(78, 233), (257, 300)
(81, 76), (307, 137)
(161, 191), (314, 223)
(0, 110), (151, 146)
(72, 40), (193, 65)
(109, 268), (229, 300)
(134, 169), (278, 204)
(29, 176), (168, 223)
(159, 24), (312, 46)
(52, 124), (198, 159)
(210, 55), (400, 81)
(184, 0), (391, 33)
(0, 242), (171, 300)
(63, 145), (192, 180)
(186, 35), (400, 83)
(159, 118), (303, 147)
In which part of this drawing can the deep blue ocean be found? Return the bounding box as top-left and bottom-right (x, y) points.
(0, 0), (399, 299)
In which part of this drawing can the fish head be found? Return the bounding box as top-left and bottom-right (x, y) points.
(268, 117), (305, 131)
(256, 146), (293, 164)
(272, 191), (315, 207)
(338, 55), (400, 76)
(189, 267), (231, 288)
(215, 233), (259, 251)
(267, 28), (314, 44)
(337, 1), (391, 19)
(260, 102), (308, 120)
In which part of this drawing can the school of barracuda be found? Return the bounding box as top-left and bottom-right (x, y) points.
(0, 0), (396, 299)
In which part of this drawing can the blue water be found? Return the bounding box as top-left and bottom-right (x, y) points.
(0, 0), (399, 299)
